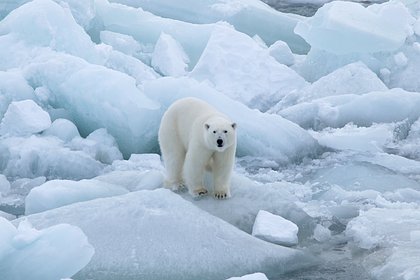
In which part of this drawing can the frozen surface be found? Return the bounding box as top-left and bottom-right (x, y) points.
(346, 208), (420, 280)
(151, 32), (189, 77)
(309, 123), (394, 153)
(0, 135), (105, 180)
(226, 272), (269, 280)
(25, 179), (128, 214)
(295, 1), (414, 54)
(279, 89), (420, 130)
(0, 100), (51, 136)
(0, 218), (94, 280)
(252, 210), (299, 246)
(43, 119), (80, 142)
(0, 71), (34, 118)
(190, 25), (308, 112)
(268, 40), (295, 66)
(108, 0), (310, 54)
(19, 190), (315, 280)
(182, 173), (316, 239)
(272, 62), (388, 110)
(0, 174), (11, 195)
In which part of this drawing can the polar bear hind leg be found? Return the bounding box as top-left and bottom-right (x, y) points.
(159, 122), (186, 191)
(162, 148), (186, 191)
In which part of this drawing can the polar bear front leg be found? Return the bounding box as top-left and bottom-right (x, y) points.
(183, 146), (212, 197)
(212, 148), (235, 199)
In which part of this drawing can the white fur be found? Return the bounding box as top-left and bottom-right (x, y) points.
(158, 97), (237, 199)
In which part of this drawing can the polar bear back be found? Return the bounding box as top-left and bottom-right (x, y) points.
(159, 97), (226, 150)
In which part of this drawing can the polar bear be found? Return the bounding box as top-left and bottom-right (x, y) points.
(158, 97), (237, 199)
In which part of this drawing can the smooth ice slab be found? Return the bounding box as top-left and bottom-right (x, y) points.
(19, 189), (315, 280)
(0, 218), (94, 280)
(309, 123), (394, 153)
(295, 1), (415, 54)
(252, 210), (299, 246)
(181, 173), (316, 240)
(310, 161), (420, 193)
(280, 88), (420, 130)
(25, 179), (129, 214)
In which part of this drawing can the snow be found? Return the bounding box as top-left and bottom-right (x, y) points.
(0, 217), (94, 280)
(226, 272), (269, 280)
(252, 210), (299, 246)
(18, 189), (315, 280)
(0, 0), (420, 279)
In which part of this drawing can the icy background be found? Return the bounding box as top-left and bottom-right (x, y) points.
(0, 0), (420, 279)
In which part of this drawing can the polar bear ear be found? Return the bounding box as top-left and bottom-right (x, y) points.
(205, 123), (210, 130)
(231, 123), (237, 129)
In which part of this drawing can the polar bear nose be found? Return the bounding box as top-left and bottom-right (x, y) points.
(217, 139), (223, 147)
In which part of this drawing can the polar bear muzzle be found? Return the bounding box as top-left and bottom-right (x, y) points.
(217, 138), (224, 147)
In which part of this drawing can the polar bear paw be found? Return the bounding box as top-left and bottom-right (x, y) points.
(192, 187), (208, 197)
(164, 180), (187, 192)
(214, 190), (230, 200)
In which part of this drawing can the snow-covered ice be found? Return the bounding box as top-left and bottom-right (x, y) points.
(190, 25), (308, 111)
(25, 179), (129, 214)
(346, 208), (420, 280)
(279, 88), (420, 130)
(151, 32), (190, 77)
(1, 0), (420, 279)
(226, 272), (269, 280)
(19, 189), (315, 280)
(0, 217), (94, 280)
(295, 1), (414, 54)
(252, 210), (299, 246)
(0, 100), (51, 136)
(108, 0), (310, 54)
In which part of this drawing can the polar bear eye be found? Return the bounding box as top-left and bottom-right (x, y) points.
(223, 130), (228, 133)
(213, 130), (216, 134)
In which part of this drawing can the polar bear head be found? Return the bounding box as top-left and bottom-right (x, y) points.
(204, 116), (236, 152)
